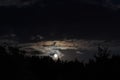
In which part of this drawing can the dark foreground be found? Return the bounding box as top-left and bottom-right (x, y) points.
(0, 46), (120, 80)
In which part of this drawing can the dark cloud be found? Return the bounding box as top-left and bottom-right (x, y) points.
(0, 0), (119, 8)
(0, 0), (39, 6)
(0, 34), (16, 39)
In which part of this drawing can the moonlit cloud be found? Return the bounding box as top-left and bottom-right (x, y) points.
(0, 38), (119, 62)
(18, 39), (120, 62)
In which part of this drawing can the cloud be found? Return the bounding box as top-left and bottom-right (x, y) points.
(19, 39), (120, 53)
(79, 0), (120, 10)
(18, 39), (120, 62)
(0, 33), (16, 39)
(0, 34), (18, 46)
(30, 35), (44, 41)
(0, 0), (112, 7)
(0, 0), (119, 11)
(0, 0), (39, 6)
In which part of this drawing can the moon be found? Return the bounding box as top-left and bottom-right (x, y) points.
(53, 54), (59, 60)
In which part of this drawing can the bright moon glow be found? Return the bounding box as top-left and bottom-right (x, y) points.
(54, 54), (58, 59)
(20, 40), (80, 61)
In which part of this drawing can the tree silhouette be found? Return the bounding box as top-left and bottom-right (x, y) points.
(0, 46), (7, 55)
(94, 46), (111, 63)
(0, 45), (120, 80)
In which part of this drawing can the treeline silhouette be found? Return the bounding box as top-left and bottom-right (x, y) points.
(0, 45), (120, 80)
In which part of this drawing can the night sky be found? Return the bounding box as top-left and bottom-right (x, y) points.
(0, 0), (120, 62)
(0, 0), (119, 39)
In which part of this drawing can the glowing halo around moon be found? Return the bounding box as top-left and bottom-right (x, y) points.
(48, 49), (63, 60)
(20, 40), (80, 61)
(53, 54), (59, 60)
